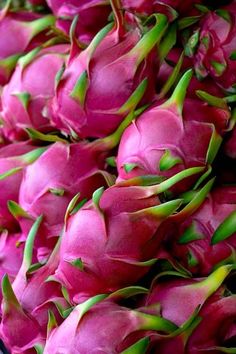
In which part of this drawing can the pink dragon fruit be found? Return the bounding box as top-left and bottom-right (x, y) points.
(51, 1), (168, 138)
(186, 294), (236, 353)
(51, 167), (210, 304)
(44, 289), (178, 353)
(0, 2), (55, 85)
(1, 44), (69, 142)
(13, 140), (115, 261)
(157, 47), (226, 98)
(0, 218), (69, 353)
(11, 110), (140, 262)
(188, 2), (236, 92)
(117, 70), (230, 192)
(46, 0), (111, 45)
(158, 185), (236, 276)
(0, 274), (44, 353)
(145, 264), (233, 326)
(144, 265), (235, 353)
(0, 231), (23, 301)
(0, 142), (46, 231)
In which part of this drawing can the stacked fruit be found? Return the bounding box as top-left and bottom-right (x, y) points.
(0, 0), (235, 353)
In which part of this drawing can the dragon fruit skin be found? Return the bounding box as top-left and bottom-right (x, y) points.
(0, 220), (69, 353)
(157, 47), (226, 98)
(16, 109), (140, 262)
(0, 142), (46, 231)
(144, 267), (236, 354)
(117, 70), (229, 191)
(51, 6), (168, 138)
(16, 140), (113, 261)
(0, 274), (45, 353)
(52, 167), (209, 303)
(186, 295), (236, 353)
(190, 3), (236, 93)
(44, 292), (178, 354)
(0, 6), (55, 85)
(46, 0), (111, 45)
(12, 231), (68, 331)
(46, 0), (109, 16)
(1, 45), (69, 142)
(0, 232), (23, 302)
(27, 0), (46, 6)
(159, 186), (236, 276)
(145, 265), (233, 327)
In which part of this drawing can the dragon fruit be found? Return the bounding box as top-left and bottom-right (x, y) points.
(145, 264), (233, 326)
(157, 47), (226, 98)
(188, 2), (236, 93)
(51, 0), (168, 138)
(0, 142), (46, 231)
(144, 265), (235, 353)
(159, 185), (236, 276)
(117, 70), (230, 192)
(46, 0), (111, 45)
(1, 44), (69, 142)
(186, 294), (236, 353)
(0, 218), (69, 353)
(14, 140), (115, 261)
(11, 109), (141, 262)
(0, 231), (23, 302)
(0, 2), (55, 85)
(51, 167), (211, 304)
(0, 274), (44, 353)
(44, 289), (178, 353)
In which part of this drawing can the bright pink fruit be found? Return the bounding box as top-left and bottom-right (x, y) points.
(46, 0), (111, 45)
(1, 44), (69, 141)
(52, 167), (207, 303)
(0, 142), (46, 231)
(186, 294), (236, 353)
(159, 186), (236, 276)
(0, 4), (55, 85)
(16, 141), (112, 261)
(51, 3), (168, 138)
(0, 274), (44, 353)
(0, 232), (23, 302)
(145, 265), (235, 353)
(117, 70), (230, 192)
(44, 292), (178, 353)
(0, 219), (69, 353)
(145, 265), (232, 326)
(188, 2), (236, 92)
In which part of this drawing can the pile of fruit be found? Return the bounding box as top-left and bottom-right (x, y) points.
(0, 0), (235, 353)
